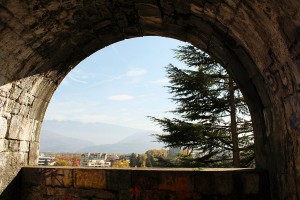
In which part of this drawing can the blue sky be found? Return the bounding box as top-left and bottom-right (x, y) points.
(44, 36), (188, 131)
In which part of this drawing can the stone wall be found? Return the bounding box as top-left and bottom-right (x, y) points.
(19, 167), (269, 200)
(0, 73), (61, 194)
(0, 1), (299, 199)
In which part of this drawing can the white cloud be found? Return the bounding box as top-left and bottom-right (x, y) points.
(126, 68), (146, 77)
(68, 75), (88, 84)
(108, 95), (135, 101)
(67, 68), (96, 84)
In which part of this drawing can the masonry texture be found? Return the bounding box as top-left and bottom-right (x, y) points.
(18, 167), (269, 200)
(0, 1), (299, 199)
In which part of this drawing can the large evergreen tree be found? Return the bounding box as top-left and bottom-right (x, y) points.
(150, 45), (254, 168)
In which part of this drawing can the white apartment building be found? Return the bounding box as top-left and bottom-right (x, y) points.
(80, 152), (111, 167)
(38, 154), (56, 166)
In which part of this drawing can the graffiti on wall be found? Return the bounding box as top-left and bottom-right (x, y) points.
(130, 176), (193, 200)
(290, 112), (300, 134)
(289, 93), (300, 135)
(37, 168), (65, 186)
(263, 64), (291, 95)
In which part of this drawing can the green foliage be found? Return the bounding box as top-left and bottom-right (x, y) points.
(137, 154), (148, 167)
(145, 149), (168, 167)
(113, 160), (130, 168)
(150, 45), (254, 168)
(54, 160), (72, 166)
(129, 153), (138, 167)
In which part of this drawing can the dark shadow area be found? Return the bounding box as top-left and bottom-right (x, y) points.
(18, 166), (271, 200)
(0, 171), (22, 200)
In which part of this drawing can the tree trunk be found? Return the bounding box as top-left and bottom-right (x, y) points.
(229, 76), (240, 167)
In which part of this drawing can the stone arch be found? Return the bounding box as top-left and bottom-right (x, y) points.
(0, 1), (299, 199)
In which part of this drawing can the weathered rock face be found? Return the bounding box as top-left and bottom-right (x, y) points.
(0, 0), (299, 199)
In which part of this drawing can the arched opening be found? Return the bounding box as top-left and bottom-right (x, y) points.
(39, 36), (255, 169)
(0, 1), (299, 199)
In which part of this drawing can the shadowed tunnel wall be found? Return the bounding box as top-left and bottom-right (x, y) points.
(0, 1), (299, 199)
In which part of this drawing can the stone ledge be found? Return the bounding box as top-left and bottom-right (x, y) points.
(20, 167), (269, 200)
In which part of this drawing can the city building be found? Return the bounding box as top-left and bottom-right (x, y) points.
(80, 153), (111, 167)
(38, 154), (56, 166)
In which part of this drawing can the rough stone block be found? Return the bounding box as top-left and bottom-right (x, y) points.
(194, 171), (216, 194)
(105, 169), (131, 190)
(0, 117), (7, 138)
(80, 188), (117, 199)
(0, 83), (12, 94)
(23, 167), (73, 188)
(8, 115), (29, 140)
(195, 171), (235, 195)
(21, 185), (44, 200)
(22, 167), (44, 185)
(241, 172), (260, 194)
(18, 104), (30, 117)
(29, 120), (41, 142)
(46, 186), (56, 196)
(131, 190), (195, 200)
(28, 77), (47, 97)
(54, 187), (67, 196)
(137, 3), (162, 25)
(136, 3), (161, 17)
(8, 140), (19, 152)
(217, 3), (234, 25)
(8, 116), (40, 141)
(11, 101), (21, 115)
(74, 169), (106, 189)
(10, 152), (27, 167)
(29, 98), (49, 121)
(214, 172), (234, 195)
(19, 140), (29, 152)
(0, 151), (28, 195)
(10, 86), (22, 100)
(0, 139), (8, 152)
(0, 152), (9, 168)
(16, 76), (38, 93)
(118, 190), (134, 200)
(131, 170), (194, 192)
(28, 141), (39, 165)
(44, 168), (73, 187)
(18, 92), (35, 105)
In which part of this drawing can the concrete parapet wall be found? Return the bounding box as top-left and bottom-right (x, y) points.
(20, 167), (269, 200)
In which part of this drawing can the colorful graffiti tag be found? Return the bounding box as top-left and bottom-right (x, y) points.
(290, 112), (300, 134)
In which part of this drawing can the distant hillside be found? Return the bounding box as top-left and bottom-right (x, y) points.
(80, 131), (165, 154)
(40, 120), (164, 153)
(40, 130), (95, 152)
(41, 120), (148, 145)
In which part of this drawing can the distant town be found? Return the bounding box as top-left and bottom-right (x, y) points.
(38, 148), (182, 168)
(39, 152), (131, 167)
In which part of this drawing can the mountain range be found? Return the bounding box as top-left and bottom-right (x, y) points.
(40, 120), (165, 153)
